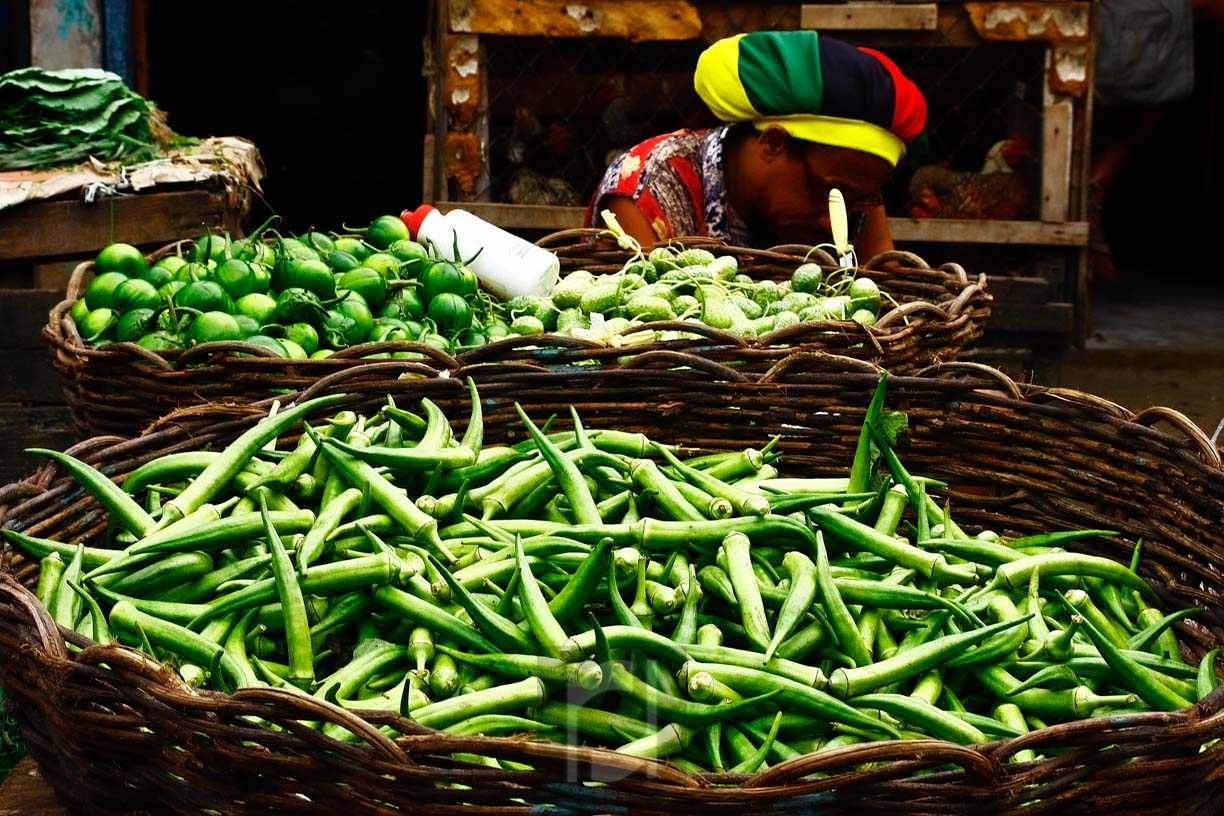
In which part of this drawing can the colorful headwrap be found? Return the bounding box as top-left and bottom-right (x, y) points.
(694, 31), (927, 167)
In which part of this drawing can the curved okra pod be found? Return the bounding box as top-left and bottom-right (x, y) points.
(826, 614), (1031, 698)
(409, 677), (547, 730)
(720, 531), (771, 652)
(764, 550), (817, 661)
(152, 394), (346, 531)
(26, 448), (156, 538)
(427, 553), (538, 654)
(680, 660), (901, 739)
(849, 692), (988, 745)
(514, 535), (570, 659)
(436, 645), (604, 691)
(806, 504), (979, 586)
(814, 531), (872, 670)
(993, 553), (1158, 601)
(310, 426), (452, 562)
(1056, 591), (1192, 711)
(514, 403), (601, 526)
(607, 662), (779, 728)
(258, 492), (314, 688)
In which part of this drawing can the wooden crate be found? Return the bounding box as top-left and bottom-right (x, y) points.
(422, 0), (1094, 350)
(0, 143), (261, 486)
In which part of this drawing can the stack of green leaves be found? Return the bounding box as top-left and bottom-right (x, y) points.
(0, 67), (162, 171)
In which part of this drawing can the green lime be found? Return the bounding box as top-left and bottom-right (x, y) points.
(187, 311), (243, 345)
(326, 249), (362, 273)
(381, 288), (426, 322)
(309, 348), (335, 360)
(421, 259), (477, 304)
(116, 308), (157, 343)
(361, 253), (402, 279)
(70, 297), (90, 325)
(333, 236), (371, 261)
(141, 264), (176, 290)
(84, 271), (132, 310)
(241, 334), (288, 357)
(337, 267), (387, 309)
(426, 292), (473, 337)
(79, 307), (117, 343)
(214, 259), (260, 300)
(95, 242), (147, 278)
(110, 278), (162, 313)
(176, 280), (234, 314)
(136, 330), (183, 351)
(234, 314), (260, 336)
(298, 231), (336, 254)
(284, 322), (319, 354)
(364, 214), (411, 249)
(280, 338), (308, 359)
(235, 292), (278, 326)
(188, 233), (229, 264)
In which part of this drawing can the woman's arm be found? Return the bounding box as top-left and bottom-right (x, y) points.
(854, 204), (894, 261)
(601, 195), (661, 250)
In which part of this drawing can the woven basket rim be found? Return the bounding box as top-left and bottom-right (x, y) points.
(4, 356), (1224, 812)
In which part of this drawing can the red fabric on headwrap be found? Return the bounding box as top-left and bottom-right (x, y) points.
(859, 47), (926, 144)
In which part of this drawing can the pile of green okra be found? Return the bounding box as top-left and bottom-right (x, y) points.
(5, 374), (1218, 773)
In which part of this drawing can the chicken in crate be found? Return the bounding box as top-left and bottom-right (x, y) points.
(903, 80), (1041, 221)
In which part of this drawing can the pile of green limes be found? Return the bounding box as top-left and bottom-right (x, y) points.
(70, 214), (516, 359)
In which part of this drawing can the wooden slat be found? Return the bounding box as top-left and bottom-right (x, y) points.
(0, 186), (233, 262)
(800, 4), (938, 31)
(981, 275), (1051, 303)
(0, 404), (79, 486)
(449, 0), (702, 40)
(432, 204), (1091, 248)
(890, 218), (1089, 246)
(1040, 99), (1073, 223)
(436, 201), (587, 231)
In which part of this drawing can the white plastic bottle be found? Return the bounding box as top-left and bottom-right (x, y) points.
(400, 205), (561, 301)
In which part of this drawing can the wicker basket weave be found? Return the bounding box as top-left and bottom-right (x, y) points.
(43, 233), (989, 440)
(2, 352), (1223, 815)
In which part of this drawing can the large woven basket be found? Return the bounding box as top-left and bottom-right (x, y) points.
(43, 232), (989, 440)
(2, 352), (1223, 815)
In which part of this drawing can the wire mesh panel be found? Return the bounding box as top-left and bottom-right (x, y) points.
(434, 4), (1053, 226)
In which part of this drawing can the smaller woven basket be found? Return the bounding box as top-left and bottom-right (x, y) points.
(535, 228), (991, 370)
(44, 233), (990, 440)
(2, 353), (1224, 815)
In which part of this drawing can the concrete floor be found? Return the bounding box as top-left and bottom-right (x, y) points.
(1047, 284), (1224, 442)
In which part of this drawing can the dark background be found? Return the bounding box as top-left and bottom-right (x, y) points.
(142, 1), (429, 237)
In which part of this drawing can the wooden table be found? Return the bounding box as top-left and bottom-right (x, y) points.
(0, 757), (66, 816)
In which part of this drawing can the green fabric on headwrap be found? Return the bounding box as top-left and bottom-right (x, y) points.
(738, 31), (824, 118)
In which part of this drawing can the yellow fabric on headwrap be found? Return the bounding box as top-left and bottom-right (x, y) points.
(694, 30), (912, 167)
(751, 116), (905, 167)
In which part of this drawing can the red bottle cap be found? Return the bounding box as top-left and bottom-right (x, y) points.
(399, 204), (437, 239)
